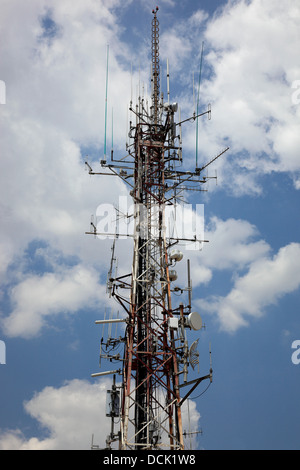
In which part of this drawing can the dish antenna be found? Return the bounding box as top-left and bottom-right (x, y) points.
(189, 339), (200, 374)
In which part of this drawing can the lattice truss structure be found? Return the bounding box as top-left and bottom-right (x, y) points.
(86, 8), (228, 451)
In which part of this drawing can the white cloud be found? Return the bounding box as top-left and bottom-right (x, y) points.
(202, 217), (270, 270)
(160, 33), (192, 71)
(0, 379), (111, 450)
(1, 263), (107, 338)
(0, 0), (134, 284)
(198, 242), (300, 333)
(187, 216), (270, 289)
(191, 264), (213, 287)
(200, 0), (300, 192)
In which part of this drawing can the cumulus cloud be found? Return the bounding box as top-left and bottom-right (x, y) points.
(1, 262), (107, 338)
(0, 379), (110, 450)
(198, 242), (300, 333)
(187, 218), (300, 333)
(0, 0), (133, 277)
(0, 0), (136, 348)
(202, 217), (270, 270)
(187, 216), (270, 288)
(200, 0), (300, 193)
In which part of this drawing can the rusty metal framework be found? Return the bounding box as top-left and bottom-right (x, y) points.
(87, 8), (228, 451)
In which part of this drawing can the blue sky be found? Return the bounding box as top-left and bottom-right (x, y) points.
(0, 0), (300, 450)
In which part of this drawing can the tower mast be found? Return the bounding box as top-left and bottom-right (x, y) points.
(88, 7), (227, 451)
(122, 9), (185, 448)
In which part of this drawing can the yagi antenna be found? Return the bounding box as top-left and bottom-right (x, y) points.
(178, 106), (182, 161)
(90, 215), (97, 238)
(107, 239), (116, 297)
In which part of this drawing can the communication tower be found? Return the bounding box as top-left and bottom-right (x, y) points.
(87, 7), (228, 450)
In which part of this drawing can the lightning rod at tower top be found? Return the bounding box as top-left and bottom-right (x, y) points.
(86, 6), (228, 451)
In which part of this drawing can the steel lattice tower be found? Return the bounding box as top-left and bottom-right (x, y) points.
(87, 8), (228, 451)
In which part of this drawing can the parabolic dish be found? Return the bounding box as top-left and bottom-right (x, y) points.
(188, 312), (202, 331)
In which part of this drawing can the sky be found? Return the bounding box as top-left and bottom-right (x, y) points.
(0, 0), (300, 450)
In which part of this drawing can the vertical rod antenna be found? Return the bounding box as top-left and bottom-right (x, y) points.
(193, 72), (196, 117)
(167, 58), (170, 105)
(130, 62), (133, 106)
(187, 259), (192, 310)
(179, 106), (182, 161)
(111, 106), (114, 155)
(126, 105), (128, 148)
(104, 44), (109, 161)
(196, 41), (204, 168)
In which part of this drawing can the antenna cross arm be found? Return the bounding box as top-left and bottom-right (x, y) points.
(178, 370), (213, 407)
(176, 108), (211, 127)
(197, 146), (229, 173)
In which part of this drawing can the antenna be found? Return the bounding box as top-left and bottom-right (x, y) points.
(167, 58), (170, 105)
(193, 72), (196, 117)
(111, 106), (114, 160)
(104, 44), (109, 162)
(178, 106), (182, 160)
(189, 339), (200, 374)
(187, 259), (192, 310)
(87, 8), (227, 451)
(196, 41), (204, 169)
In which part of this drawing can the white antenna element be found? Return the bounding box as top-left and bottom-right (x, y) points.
(193, 72), (196, 117)
(95, 318), (126, 325)
(91, 370), (121, 378)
